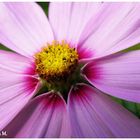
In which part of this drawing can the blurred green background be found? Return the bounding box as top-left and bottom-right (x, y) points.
(0, 2), (140, 118)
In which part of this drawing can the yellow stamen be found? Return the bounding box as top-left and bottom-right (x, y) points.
(35, 41), (78, 82)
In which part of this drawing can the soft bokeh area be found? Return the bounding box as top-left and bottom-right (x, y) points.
(0, 2), (140, 119)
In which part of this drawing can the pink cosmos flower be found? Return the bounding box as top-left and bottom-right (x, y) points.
(0, 2), (140, 138)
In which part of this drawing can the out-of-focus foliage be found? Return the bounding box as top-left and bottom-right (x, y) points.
(0, 44), (12, 51)
(0, 2), (140, 118)
(113, 43), (140, 118)
(37, 2), (49, 15)
(123, 43), (140, 52)
(113, 97), (140, 118)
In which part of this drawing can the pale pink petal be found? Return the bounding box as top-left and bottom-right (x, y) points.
(49, 2), (103, 46)
(0, 2), (54, 58)
(68, 84), (140, 137)
(4, 92), (71, 138)
(103, 29), (140, 56)
(0, 51), (40, 130)
(78, 3), (140, 60)
(82, 50), (140, 103)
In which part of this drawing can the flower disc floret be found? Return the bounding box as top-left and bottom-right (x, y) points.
(35, 41), (78, 82)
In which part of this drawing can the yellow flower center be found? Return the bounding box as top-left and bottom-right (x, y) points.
(35, 41), (78, 82)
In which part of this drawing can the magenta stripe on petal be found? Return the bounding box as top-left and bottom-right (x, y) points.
(68, 84), (113, 137)
(78, 3), (140, 60)
(68, 84), (140, 137)
(3, 92), (71, 138)
(0, 51), (40, 130)
(82, 50), (140, 103)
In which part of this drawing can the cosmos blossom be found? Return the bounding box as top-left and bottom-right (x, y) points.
(0, 2), (140, 138)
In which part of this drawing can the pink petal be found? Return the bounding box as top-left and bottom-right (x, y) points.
(4, 92), (71, 138)
(68, 84), (140, 137)
(0, 2), (54, 58)
(82, 50), (140, 103)
(0, 51), (40, 130)
(49, 2), (102, 46)
(104, 28), (140, 56)
(79, 3), (140, 60)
